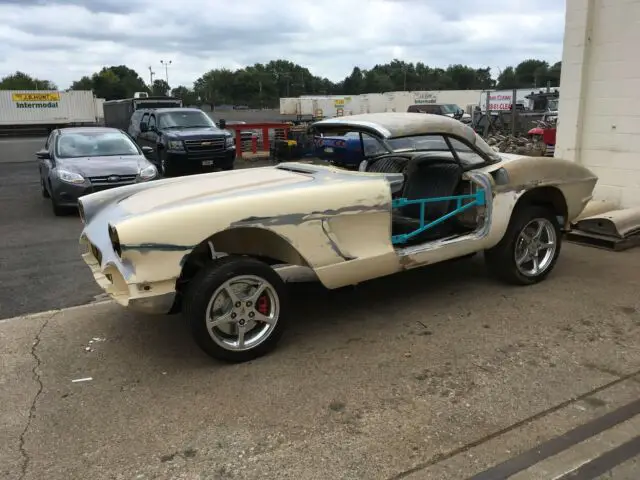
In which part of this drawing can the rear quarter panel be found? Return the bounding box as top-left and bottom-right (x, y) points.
(497, 156), (598, 224)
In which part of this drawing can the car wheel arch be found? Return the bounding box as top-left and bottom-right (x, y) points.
(512, 185), (568, 228)
(176, 227), (313, 292)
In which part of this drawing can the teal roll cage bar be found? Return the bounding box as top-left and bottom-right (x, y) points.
(391, 189), (486, 245)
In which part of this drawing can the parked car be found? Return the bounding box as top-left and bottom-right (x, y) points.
(132, 108), (236, 177)
(312, 131), (381, 169)
(37, 127), (158, 216)
(407, 103), (472, 124)
(77, 112), (597, 363)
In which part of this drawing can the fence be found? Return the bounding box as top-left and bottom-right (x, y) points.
(224, 122), (292, 160)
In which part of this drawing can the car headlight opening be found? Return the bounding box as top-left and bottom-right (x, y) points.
(225, 136), (235, 148)
(108, 224), (122, 257)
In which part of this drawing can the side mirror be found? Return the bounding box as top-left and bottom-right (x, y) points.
(141, 146), (154, 155)
(140, 122), (149, 132)
(36, 149), (50, 159)
(218, 119), (226, 129)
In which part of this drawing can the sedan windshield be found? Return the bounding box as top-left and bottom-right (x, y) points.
(158, 111), (216, 129)
(56, 131), (140, 158)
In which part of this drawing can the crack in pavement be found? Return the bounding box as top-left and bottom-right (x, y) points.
(17, 311), (57, 480)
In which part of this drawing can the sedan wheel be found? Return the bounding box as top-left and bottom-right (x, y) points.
(41, 178), (50, 198)
(184, 256), (289, 363)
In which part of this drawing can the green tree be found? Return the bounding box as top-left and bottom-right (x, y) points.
(151, 79), (170, 96)
(69, 65), (149, 100)
(65, 57), (561, 106)
(496, 66), (518, 89)
(171, 85), (198, 105)
(0, 71), (57, 90)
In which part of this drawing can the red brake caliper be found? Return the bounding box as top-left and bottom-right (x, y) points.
(257, 294), (270, 316)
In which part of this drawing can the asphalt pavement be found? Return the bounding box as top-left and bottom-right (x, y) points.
(0, 136), (101, 319)
(0, 136), (274, 320)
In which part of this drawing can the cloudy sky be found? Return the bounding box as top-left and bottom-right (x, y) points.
(0, 0), (566, 89)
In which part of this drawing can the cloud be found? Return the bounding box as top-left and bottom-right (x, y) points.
(0, 0), (566, 89)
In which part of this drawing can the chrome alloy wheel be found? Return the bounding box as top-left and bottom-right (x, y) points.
(514, 218), (558, 277)
(205, 275), (280, 351)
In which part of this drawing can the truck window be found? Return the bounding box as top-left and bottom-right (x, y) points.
(148, 115), (156, 129)
(130, 111), (143, 127)
(141, 113), (149, 125)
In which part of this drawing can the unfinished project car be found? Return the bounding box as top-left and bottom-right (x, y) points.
(78, 112), (598, 363)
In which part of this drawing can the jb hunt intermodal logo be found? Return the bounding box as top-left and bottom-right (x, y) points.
(12, 92), (60, 109)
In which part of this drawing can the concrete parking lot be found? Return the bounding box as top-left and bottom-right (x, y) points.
(2, 243), (640, 479)
(1, 136), (640, 479)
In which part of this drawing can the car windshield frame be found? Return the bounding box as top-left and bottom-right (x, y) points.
(158, 110), (217, 129)
(383, 133), (502, 167)
(55, 131), (142, 159)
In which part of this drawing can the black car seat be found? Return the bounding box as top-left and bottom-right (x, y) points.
(392, 158), (463, 241)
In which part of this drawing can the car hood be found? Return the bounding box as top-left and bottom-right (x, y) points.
(58, 155), (149, 177)
(162, 127), (230, 140)
(79, 165), (315, 222)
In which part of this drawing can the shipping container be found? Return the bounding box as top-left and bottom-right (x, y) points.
(95, 97), (105, 122)
(103, 96), (183, 131)
(279, 97), (298, 115)
(0, 90), (100, 126)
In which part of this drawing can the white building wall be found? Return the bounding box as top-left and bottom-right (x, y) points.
(556, 0), (640, 208)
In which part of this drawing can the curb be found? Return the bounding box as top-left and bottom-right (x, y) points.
(0, 299), (114, 324)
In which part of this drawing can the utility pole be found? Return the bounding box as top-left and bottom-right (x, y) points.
(148, 66), (155, 85)
(160, 60), (172, 85)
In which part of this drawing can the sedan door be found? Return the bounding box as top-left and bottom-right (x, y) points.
(37, 131), (56, 192)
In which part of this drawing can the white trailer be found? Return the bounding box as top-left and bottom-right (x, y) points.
(0, 90), (100, 127)
(279, 97), (298, 115)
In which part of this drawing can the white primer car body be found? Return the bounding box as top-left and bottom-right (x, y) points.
(79, 112), (597, 362)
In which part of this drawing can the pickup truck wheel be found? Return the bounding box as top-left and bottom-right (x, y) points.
(184, 256), (289, 363)
(159, 151), (175, 178)
(484, 205), (561, 285)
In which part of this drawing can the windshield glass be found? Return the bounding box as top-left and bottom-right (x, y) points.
(158, 110), (216, 129)
(441, 104), (460, 114)
(385, 134), (500, 166)
(56, 131), (140, 158)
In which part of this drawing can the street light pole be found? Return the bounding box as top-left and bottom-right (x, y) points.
(160, 60), (172, 85)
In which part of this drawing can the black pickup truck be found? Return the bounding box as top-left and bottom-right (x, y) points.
(133, 108), (236, 176)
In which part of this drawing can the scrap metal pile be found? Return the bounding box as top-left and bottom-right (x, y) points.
(485, 134), (548, 156)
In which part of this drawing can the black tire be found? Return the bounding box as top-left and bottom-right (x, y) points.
(484, 205), (562, 285)
(41, 177), (50, 198)
(159, 151), (173, 178)
(183, 256), (289, 363)
(51, 195), (67, 216)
